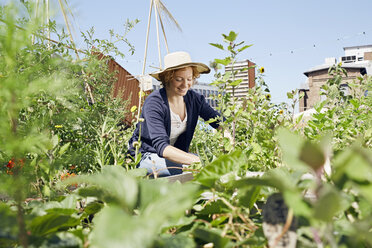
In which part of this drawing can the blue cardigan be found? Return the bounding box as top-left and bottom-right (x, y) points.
(128, 87), (221, 157)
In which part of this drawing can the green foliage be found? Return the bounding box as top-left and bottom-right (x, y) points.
(1, 3), (372, 246)
(64, 166), (198, 248)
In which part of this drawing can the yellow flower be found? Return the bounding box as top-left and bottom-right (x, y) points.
(338, 62), (342, 67)
(266, 94), (271, 100)
(138, 91), (144, 98)
(130, 106), (137, 113)
(55, 125), (63, 128)
(259, 67), (265, 73)
(138, 118), (145, 122)
(279, 109), (284, 115)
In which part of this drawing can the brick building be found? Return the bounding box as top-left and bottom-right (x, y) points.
(299, 45), (372, 112)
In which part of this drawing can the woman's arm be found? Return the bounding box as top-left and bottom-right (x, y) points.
(162, 145), (200, 165)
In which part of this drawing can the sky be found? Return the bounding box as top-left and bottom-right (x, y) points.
(4, 0), (372, 104)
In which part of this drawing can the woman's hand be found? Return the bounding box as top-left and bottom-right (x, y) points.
(163, 145), (200, 165)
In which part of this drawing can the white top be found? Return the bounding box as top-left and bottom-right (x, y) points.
(169, 108), (187, 146)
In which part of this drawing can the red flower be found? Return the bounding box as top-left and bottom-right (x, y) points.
(6, 159), (15, 169)
(5, 158), (25, 175)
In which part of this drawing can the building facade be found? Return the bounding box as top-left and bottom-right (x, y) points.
(152, 81), (219, 108)
(225, 60), (256, 101)
(299, 45), (372, 112)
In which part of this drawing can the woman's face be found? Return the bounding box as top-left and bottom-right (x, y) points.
(166, 67), (194, 97)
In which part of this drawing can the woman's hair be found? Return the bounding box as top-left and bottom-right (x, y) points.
(158, 66), (200, 87)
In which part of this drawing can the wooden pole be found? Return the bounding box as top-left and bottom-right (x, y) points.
(154, 1), (162, 69)
(46, 0), (50, 49)
(141, 0), (154, 75)
(158, 14), (169, 54)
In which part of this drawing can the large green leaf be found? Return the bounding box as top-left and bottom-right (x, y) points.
(237, 186), (261, 209)
(28, 212), (80, 236)
(195, 150), (246, 188)
(138, 179), (198, 219)
(313, 185), (343, 222)
(64, 166), (138, 211)
(0, 203), (18, 242)
(89, 205), (156, 248)
(299, 140), (325, 171)
(277, 128), (308, 170)
(90, 178), (198, 248)
(232, 168), (297, 192)
(333, 147), (372, 185)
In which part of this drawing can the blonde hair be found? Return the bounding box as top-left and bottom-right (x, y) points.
(159, 66), (200, 88)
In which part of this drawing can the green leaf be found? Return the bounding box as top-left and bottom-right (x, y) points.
(209, 43), (224, 50)
(237, 44), (253, 53)
(45, 208), (77, 215)
(283, 191), (312, 218)
(215, 58), (232, 66)
(155, 233), (196, 248)
(229, 79), (243, 87)
(287, 92), (293, 99)
(126, 168), (147, 178)
(277, 128), (308, 171)
(197, 199), (230, 215)
(193, 227), (231, 248)
(63, 166), (138, 210)
(84, 201), (104, 215)
(299, 140), (325, 171)
(223, 31), (238, 43)
(90, 205), (156, 248)
(333, 147), (372, 184)
(237, 186), (261, 209)
(29, 213), (80, 236)
(232, 168), (297, 192)
(314, 100), (327, 113)
(195, 150), (246, 188)
(210, 215), (229, 227)
(358, 185), (372, 205)
(138, 179), (197, 218)
(0, 203), (18, 241)
(313, 185), (343, 222)
(58, 142), (70, 156)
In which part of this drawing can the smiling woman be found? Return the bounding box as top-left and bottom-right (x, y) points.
(128, 51), (222, 177)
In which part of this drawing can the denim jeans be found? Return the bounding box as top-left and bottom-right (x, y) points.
(137, 152), (185, 177)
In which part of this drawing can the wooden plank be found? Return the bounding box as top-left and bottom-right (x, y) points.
(165, 172), (194, 184)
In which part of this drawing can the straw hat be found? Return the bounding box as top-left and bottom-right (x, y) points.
(149, 51), (210, 81)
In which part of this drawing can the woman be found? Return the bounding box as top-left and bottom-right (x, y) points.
(128, 51), (222, 177)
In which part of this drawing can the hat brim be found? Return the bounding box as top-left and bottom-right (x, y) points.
(149, 62), (210, 81)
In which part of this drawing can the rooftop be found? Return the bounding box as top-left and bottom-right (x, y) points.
(304, 63), (368, 77)
(343, 44), (372, 50)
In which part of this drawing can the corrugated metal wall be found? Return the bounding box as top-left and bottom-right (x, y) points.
(96, 53), (151, 125)
(108, 59), (140, 125)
